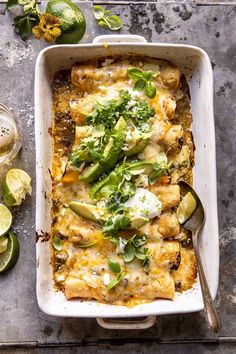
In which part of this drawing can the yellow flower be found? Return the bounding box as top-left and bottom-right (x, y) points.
(32, 13), (61, 43)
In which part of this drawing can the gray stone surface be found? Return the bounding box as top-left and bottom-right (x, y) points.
(0, 0), (236, 350)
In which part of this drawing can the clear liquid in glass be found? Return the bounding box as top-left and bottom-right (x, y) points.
(0, 104), (22, 165)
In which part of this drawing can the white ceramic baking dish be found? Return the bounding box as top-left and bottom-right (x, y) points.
(35, 35), (219, 329)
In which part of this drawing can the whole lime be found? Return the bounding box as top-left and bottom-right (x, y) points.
(46, 0), (86, 44)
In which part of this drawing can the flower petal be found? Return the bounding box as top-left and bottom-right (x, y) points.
(32, 26), (45, 40)
(50, 27), (61, 38)
(42, 13), (61, 26)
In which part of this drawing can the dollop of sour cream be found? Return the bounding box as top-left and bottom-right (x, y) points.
(123, 188), (162, 219)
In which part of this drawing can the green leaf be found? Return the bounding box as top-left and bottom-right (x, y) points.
(148, 161), (171, 185)
(93, 5), (105, 20)
(107, 271), (126, 290)
(98, 20), (106, 28)
(133, 79), (146, 91)
(107, 236), (119, 246)
(131, 234), (148, 248)
(145, 81), (156, 99)
(104, 15), (123, 31)
(52, 237), (63, 251)
(127, 67), (144, 80)
(94, 5), (122, 31)
(124, 242), (135, 262)
(108, 258), (121, 273)
(134, 248), (146, 260)
(143, 70), (157, 80)
(15, 16), (32, 40)
(103, 213), (131, 235)
(6, 0), (18, 9)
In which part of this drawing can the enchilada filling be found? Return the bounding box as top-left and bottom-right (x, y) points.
(51, 57), (197, 306)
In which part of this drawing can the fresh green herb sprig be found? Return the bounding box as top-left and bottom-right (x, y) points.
(69, 134), (108, 168)
(6, 0), (40, 40)
(108, 258), (121, 273)
(127, 67), (160, 99)
(103, 213), (131, 234)
(86, 90), (131, 130)
(107, 258), (125, 290)
(149, 161), (172, 185)
(109, 234), (151, 272)
(107, 271), (126, 290)
(93, 5), (123, 31)
(86, 90), (154, 131)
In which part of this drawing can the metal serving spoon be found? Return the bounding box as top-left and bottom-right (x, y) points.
(178, 181), (221, 334)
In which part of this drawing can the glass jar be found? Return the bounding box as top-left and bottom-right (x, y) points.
(0, 104), (22, 165)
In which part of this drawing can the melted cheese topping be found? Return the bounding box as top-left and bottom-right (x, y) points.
(51, 57), (196, 306)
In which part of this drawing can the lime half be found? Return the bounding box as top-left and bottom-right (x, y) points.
(0, 231), (20, 273)
(0, 236), (8, 254)
(46, 0), (86, 44)
(177, 192), (197, 224)
(2, 169), (32, 206)
(0, 203), (12, 236)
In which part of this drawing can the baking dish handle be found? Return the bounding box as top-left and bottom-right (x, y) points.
(96, 316), (156, 330)
(93, 35), (147, 44)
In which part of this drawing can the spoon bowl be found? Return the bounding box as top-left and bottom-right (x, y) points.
(178, 181), (221, 334)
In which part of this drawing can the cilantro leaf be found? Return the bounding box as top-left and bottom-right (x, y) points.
(108, 258), (121, 273)
(148, 161), (172, 185)
(124, 242), (135, 262)
(131, 234), (148, 248)
(107, 271), (126, 290)
(103, 213), (131, 235)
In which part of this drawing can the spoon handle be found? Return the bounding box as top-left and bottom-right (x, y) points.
(193, 233), (221, 333)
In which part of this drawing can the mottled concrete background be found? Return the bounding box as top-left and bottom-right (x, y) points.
(0, 1), (235, 352)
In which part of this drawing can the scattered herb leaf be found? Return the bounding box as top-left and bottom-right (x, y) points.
(103, 213), (131, 235)
(52, 236), (63, 251)
(107, 271), (126, 290)
(93, 5), (123, 31)
(108, 258), (121, 273)
(124, 242), (135, 262)
(149, 161), (172, 185)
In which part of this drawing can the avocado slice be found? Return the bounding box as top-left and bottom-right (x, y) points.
(79, 117), (127, 183)
(131, 216), (149, 229)
(79, 163), (104, 183)
(124, 138), (149, 157)
(69, 201), (109, 222)
(128, 160), (153, 175)
(69, 202), (149, 230)
(90, 160), (154, 200)
(89, 173), (112, 200)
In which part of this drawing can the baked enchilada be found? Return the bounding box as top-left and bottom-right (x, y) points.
(50, 57), (197, 306)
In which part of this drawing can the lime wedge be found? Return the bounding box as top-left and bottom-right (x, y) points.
(0, 236), (8, 254)
(0, 231), (20, 273)
(2, 169), (32, 206)
(177, 192), (197, 224)
(0, 203), (12, 236)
